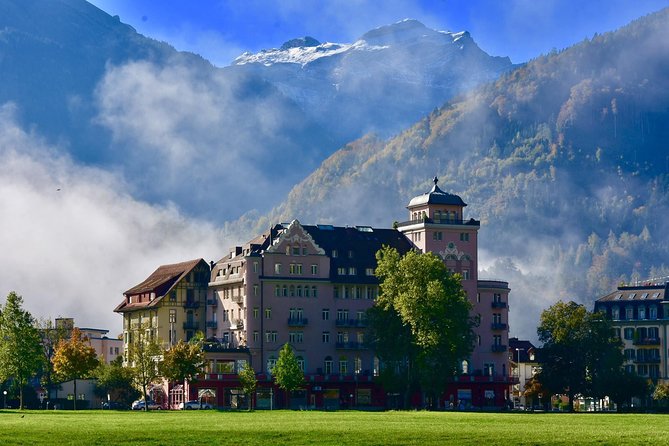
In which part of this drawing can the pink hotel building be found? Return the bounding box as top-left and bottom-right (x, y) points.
(120, 178), (512, 409)
(201, 178), (511, 409)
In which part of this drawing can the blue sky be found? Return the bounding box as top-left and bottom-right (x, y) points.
(88, 0), (669, 65)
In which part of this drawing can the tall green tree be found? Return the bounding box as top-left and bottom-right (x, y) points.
(37, 318), (71, 398)
(370, 247), (475, 407)
(52, 327), (100, 410)
(0, 292), (44, 409)
(536, 300), (622, 411)
(238, 362), (257, 411)
(272, 343), (304, 408)
(127, 326), (164, 411)
(94, 356), (139, 407)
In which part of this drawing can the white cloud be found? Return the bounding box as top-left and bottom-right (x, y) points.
(0, 104), (229, 334)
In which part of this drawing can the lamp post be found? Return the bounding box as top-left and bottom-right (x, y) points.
(3, 390), (6, 409)
(169, 313), (176, 346)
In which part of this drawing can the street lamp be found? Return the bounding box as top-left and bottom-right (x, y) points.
(169, 313), (176, 346)
(3, 390), (6, 409)
(515, 348), (524, 407)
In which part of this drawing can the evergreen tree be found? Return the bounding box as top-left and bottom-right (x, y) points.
(0, 292), (44, 409)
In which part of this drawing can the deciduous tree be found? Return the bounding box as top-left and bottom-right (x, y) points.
(238, 362), (257, 411)
(160, 338), (205, 407)
(0, 292), (44, 409)
(536, 300), (622, 411)
(94, 356), (139, 407)
(52, 327), (100, 410)
(369, 247), (476, 408)
(127, 326), (163, 411)
(272, 343), (303, 408)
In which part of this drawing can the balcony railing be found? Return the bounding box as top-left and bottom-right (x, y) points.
(633, 338), (660, 346)
(634, 357), (661, 364)
(206, 320), (218, 329)
(206, 299), (218, 307)
(335, 319), (368, 328)
(396, 217), (480, 228)
(288, 317), (309, 327)
(491, 323), (507, 330)
(491, 344), (507, 353)
(336, 341), (366, 350)
(230, 319), (244, 330)
(231, 295), (244, 304)
(183, 300), (200, 309)
(183, 321), (199, 330)
(491, 301), (507, 309)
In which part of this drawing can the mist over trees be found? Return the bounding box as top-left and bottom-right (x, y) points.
(247, 8), (669, 340)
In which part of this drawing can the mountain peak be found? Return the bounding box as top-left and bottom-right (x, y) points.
(360, 19), (437, 45)
(280, 36), (321, 50)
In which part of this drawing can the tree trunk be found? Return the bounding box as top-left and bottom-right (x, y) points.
(19, 384), (24, 410)
(143, 384), (148, 411)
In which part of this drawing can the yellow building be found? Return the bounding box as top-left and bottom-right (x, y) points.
(114, 259), (210, 360)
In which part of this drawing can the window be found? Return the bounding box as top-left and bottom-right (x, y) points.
(312, 286), (318, 298)
(322, 332), (330, 343)
(623, 327), (634, 340)
(612, 306), (620, 320)
(253, 285), (258, 296)
(292, 246), (300, 256)
(297, 286), (303, 297)
(339, 358), (348, 374)
(343, 287), (349, 299)
(265, 308), (272, 319)
(302, 246), (307, 255)
(289, 285), (295, 297)
(322, 309), (330, 320)
(253, 262), (259, 273)
(169, 290), (177, 301)
(493, 313), (502, 324)
(649, 327), (659, 339)
(304, 287), (310, 298)
(348, 267), (357, 275)
(354, 356), (362, 374)
(332, 250), (338, 258)
(460, 233), (470, 242)
(365, 268), (374, 276)
(348, 250), (354, 259)
(324, 358), (333, 374)
(334, 286), (340, 299)
(462, 269), (470, 280)
(484, 363), (495, 376)
(282, 285), (288, 297)
(253, 331), (259, 342)
(311, 264), (318, 275)
(274, 263), (282, 274)
(625, 306), (634, 320)
(297, 356), (305, 372)
(337, 309), (349, 321)
(493, 335), (502, 346)
(267, 357), (277, 374)
(253, 307), (259, 319)
(356, 332), (364, 344)
(337, 267), (346, 275)
(624, 348), (635, 360)
(289, 263), (303, 274)
(433, 231), (443, 241)
(650, 305), (658, 319)
(289, 331), (303, 343)
(638, 306), (646, 319)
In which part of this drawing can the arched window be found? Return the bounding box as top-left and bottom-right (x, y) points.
(282, 285), (288, 297)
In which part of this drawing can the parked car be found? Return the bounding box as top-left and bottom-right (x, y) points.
(178, 400), (213, 410)
(131, 399), (162, 410)
(102, 401), (129, 410)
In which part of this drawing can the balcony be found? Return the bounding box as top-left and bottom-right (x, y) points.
(206, 320), (218, 329)
(336, 342), (366, 350)
(288, 317), (309, 327)
(206, 298), (218, 307)
(183, 321), (199, 330)
(230, 319), (244, 330)
(231, 295), (244, 304)
(634, 357), (661, 364)
(491, 344), (507, 353)
(183, 300), (200, 309)
(491, 301), (507, 309)
(335, 319), (368, 328)
(396, 217), (480, 228)
(491, 323), (507, 330)
(634, 338), (660, 346)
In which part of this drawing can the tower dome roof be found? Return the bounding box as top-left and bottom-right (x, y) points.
(407, 177), (467, 207)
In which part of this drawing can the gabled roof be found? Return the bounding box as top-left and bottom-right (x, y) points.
(123, 259), (205, 295)
(407, 177), (467, 208)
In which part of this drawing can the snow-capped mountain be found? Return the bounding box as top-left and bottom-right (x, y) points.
(231, 19), (513, 141)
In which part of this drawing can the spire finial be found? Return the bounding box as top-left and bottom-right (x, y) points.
(433, 176), (438, 186)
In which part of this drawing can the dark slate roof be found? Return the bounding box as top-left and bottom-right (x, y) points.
(407, 177), (467, 208)
(596, 283), (668, 303)
(508, 338), (537, 363)
(302, 224), (414, 284)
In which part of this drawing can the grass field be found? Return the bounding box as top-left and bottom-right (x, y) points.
(1, 409), (668, 445)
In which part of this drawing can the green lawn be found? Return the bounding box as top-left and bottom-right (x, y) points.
(1, 409), (668, 445)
